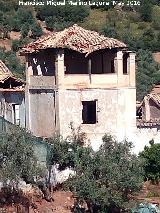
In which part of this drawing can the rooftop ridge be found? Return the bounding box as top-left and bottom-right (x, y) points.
(21, 24), (126, 55)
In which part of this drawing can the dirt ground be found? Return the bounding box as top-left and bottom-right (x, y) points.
(136, 181), (160, 205)
(31, 190), (74, 213)
(1, 182), (160, 213)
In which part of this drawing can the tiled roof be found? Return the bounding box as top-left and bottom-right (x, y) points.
(147, 93), (160, 107)
(0, 60), (13, 82)
(21, 24), (126, 56)
(0, 60), (24, 86)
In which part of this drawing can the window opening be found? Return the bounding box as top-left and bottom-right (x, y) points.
(82, 100), (97, 124)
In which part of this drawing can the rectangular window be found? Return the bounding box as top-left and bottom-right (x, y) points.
(13, 104), (20, 125)
(82, 100), (97, 124)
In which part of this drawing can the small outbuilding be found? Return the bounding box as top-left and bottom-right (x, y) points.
(0, 60), (25, 127)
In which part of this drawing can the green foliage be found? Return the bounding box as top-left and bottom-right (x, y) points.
(0, 48), (25, 78)
(44, 130), (144, 211)
(46, 125), (86, 170)
(36, 4), (90, 30)
(12, 40), (21, 52)
(136, 49), (160, 100)
(139, 141), (160, 183)
(50, 135), (143, 212)
(0, 2), (42, 37)
(139, 0), (153, 21)
(21, 23), (30, 38)
(151, 5), (160, 29)
(146, 191), (159, 198)
(0, 127), (42, 186)
(1, 7), (35, 32)
(12, 38), (31, 52)
(102, 23), (118, 38)
(101, 7), (160, 52)
(30, 22), (43, 39)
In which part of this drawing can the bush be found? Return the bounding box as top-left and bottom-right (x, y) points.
(138, 0), (153, 22)
(21, 23), (30, 38)
(0, 48), (25, 78)
(12, 39), (21, 52)
(36, 4), (90, 30)
(61, 135), (144, 212)
(102, 23), (118, 38)
(12, 38), (30, 52)
(146, 191), (159, 198)
(0, 127), (42, 186)
(151, 5), (160, 29)
(16, 8), (34, 25)
(139, 140), (160, 183)
(30, 22), (43, 39)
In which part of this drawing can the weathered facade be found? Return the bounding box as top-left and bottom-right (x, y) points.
(137, 92), (160, 125)
(22, 25), (136, 148)
(133, 87), (160, 153)
(0, 60), (25, 127)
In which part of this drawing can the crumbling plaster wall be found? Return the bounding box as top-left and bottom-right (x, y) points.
(58, 87), (136, 150)
(29, 91), (55, 137)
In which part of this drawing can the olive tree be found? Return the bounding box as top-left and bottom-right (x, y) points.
(64, 135), (144, 212)
(0, 127), (42, 187)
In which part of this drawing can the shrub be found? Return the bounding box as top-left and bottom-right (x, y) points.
(21, 23), (30, 38)
(12, 39), (21, 52)
(30, 23), (43, 39)
(0, 127), (42, 185)
(139, 140), (160, 183)
(151, 5), (160, 29)
(0, 48), (25, 78)
(64, 135), (144, 212)
(36, 4), (90, 30)
(146, 191), (159, 198)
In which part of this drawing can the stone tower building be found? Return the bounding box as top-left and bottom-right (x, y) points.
(21, 25), (136, 149)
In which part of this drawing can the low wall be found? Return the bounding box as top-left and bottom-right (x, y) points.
(128, 127), (160, 154)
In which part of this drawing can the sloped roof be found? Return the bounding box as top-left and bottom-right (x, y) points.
(0, 60), (13, 82)
(140, 93), (160, 108)
(0, 60), (24, 86)
(148, 93), (160, 107)
(21, 24), (126, 56)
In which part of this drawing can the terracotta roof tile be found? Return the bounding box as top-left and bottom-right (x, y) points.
(148, 93), (160, 107)
(0, 60), (13, 82)
(0, 60), (24, 85)
(21, 24), (126, 56)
